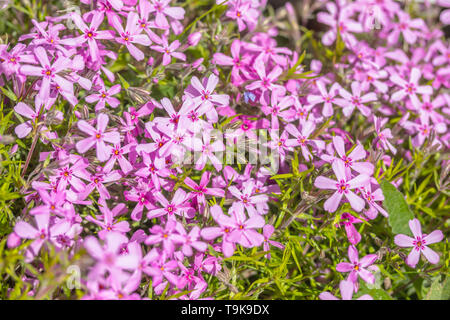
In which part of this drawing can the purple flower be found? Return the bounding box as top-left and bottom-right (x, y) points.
(86, 84), (121, 111)
(76, 113), (120, 162)
(20, 46), (74, 102)
(336, 81), (376, 117)
(262, 225), (284, 259)
(110, 12), (151, 61)
(320, 280), (373, 300)
(390, 68), (433, 106)
(394, 218), (444, 268)
(151, 36), (185, 65)
(61, 12), (114, 62)
(314, 159), (370, 213)
(336, 245), (378, 291)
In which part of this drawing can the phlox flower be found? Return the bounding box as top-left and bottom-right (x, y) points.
(186, 74), (229, 123)
(337, 212), (364, 245)
(387, 11), (426, 45)
(85, 201), (130, 240)
(76, 113), (120, 162)
(85, 83), (121, 111)
(225, 0), (259, 32)
(134, 152), (171, 190)
(394, 218), (444, 268)
(110, 12), (151, 61)
(314, 159), (370, 213)
(188, 130), (225, 171)
(104, 143), (135, 175)
(145, 219), (184, 256)
(285, 121), (325, 162)
(317, 2), (363, 46)
(336, 81), (377, 117)
(20, 46), (74, 102)
(390, 67), (433, 107)
(14, 213), (71, 262)
(322, 135), (374, 176)
(79, 167), (122, 200)
(184, 171), (225, 206)
(84, 232), (138, 280)
(306, 81), (341, 117)
(174, 224), (208, 257)
(245, 56), (283, 102)
(320, 280), (373, 300)
(147, 0), (185, 30)
(150, 35), (185, 66)
(228, 180), (268, 216)
(61, 12), (114, 62)
(373, 115), (397, 155)
(147, 189), (191, 220)
(336, 245), (378, 291)
(262, 224), (284, 259)
(213, 39), (251, 86)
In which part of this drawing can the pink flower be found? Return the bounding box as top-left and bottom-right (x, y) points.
(20, 46), (74, 102)
(228, 180), (268, 217)
(322, 136), (374, 176)
(186, 74), (229, 122)
(337, 213), (364, 245)
(307, 81), (341, 117)
(14, 213), (70, 262)
(245, 56), (283, 98)
(285, 121), (325, 162)
(213, 39), (251, 85)
(320, 280), (373, 300)
(79, 167), (121, 200)
(147, 189), (191, 220)
(76, 113), (121, 162)
(151, 36), (185, 65)
(174, 223), (208, 257)
(61, 12), (114, 62)
(336, 245), (378, 291)
(188, 130), (225, 171)
(145, 219), (183, 256)
(147, 0), (185, 30)
(336, 81), (376, 117)
(104, 143), (135, 175)
(225, 0), (259, 32)
(394, 218), (444, 268)
(14, 101), (41, 138)
(200, 205), (239, 257)
(373, 116), (397, 155)
(86, 84), (121, 111)
(317, 3), (363, 46)
(390, 68), (433, 106)
(262, 224), (284, 259)
(110, 12), (151, 61)
(387, 11), (426, 45)
(85, 201), (130, 240)
(314, 159), (370, 213)
(134, 153), (171, 190)
(84, 232), (138, 280)
(184, 171), (225, 205)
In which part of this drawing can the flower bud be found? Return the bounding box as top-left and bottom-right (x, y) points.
(188, 32), (202, 46)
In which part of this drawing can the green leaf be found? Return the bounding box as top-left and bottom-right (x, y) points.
(380, 180), (414, 236)
(0, 86), (17, 102)
(117, 73), (130, 90)
(425, 277), (450, 300)
(355, 282), (392, 300)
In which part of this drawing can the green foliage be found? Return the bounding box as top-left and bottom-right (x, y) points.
(380, 180), (415, 236)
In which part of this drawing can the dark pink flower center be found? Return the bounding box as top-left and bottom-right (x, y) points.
(405, 83), (416, 94)
(337, 179), (350, 194)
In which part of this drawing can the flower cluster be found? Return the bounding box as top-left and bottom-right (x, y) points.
(1, 0), (447, 300)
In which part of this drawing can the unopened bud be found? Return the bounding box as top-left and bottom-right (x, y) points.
(188, 31), (202, 46)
